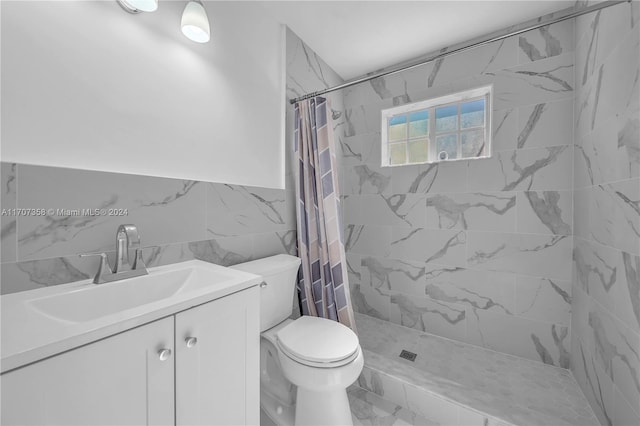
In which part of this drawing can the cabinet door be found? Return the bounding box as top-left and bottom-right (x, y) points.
(1, 317), (174, 426)
(175, 287), (259, 426)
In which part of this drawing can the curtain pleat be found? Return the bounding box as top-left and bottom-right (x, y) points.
(294, 97), (356, 332)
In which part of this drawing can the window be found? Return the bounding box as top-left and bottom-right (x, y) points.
(381, 86), (492, 166)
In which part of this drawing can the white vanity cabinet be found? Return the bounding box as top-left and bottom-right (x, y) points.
(1, 317), (175, 426)
(176, 286), (260, 425)
(1, 286), (259, 426)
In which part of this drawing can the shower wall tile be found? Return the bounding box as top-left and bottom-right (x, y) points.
(346, 253), (362, 287)
(1, 162), (17, 263)
(614, 387), (640, 426)
(341, 65), (428, 108)
(572, 3), (640, 422)
(590, 179), (640, 256)
(16, 165), (207, 262)
(425, 192), (516, 232)
(390, 228), (467, 267)
(391, 161), (468, 194)
(573, 188), (591, 239)
(340, 17), (576, 365)
(518, 21), (575, 64)
(350, 282), (391, 321)
(360, 256), (425, 294)
(467, 232), (572, 281)
(359, 194), (426, 228)
(573, 238), (618, 313)
(516, 190), (573, 236)
(576, 27), (639, 139)
(514, 275), (571, 326)
(576, 116), (639, 187)
(580, 294), (640, 418)
(476, 53), (574, 111)
(492, 108), (519, 152)
(467, 146), (572, 192)
(423, 38), (518, 89)
(614, 250), (640, 333)
(344, 103), (385, 137)
(285, 27), (344, 101)
(341, 195), (362, 225)
(342, 163), (392, 195)
(339, 133), (381, 167)
(345, 225), (391, 258)
(389, 292), (467, 342)
(515, 99), (573, 149)
(421, 266), (515, 315)
(571, 332), (616, 426)
(466, 309), (570, 368)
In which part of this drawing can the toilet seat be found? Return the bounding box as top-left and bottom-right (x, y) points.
(276, 316), (360, 368)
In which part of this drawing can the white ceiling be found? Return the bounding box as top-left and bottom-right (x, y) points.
(259, 1), (575, 80)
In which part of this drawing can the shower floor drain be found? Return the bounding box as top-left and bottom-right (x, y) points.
(399, 349), (417, 362)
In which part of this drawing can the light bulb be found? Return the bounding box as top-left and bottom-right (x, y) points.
(181, 1), (210, 43)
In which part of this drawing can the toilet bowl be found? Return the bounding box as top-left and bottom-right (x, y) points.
(230, 255), (363, 426)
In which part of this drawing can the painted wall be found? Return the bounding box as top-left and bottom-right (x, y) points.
(570, 2), (640, 425)
(341, 19), (575, 368)
(0, 162), (296, 294)
(1, 1), (285, 189)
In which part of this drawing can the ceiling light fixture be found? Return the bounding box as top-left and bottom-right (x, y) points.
(117, 0), (158, 13)
(181, 0), (211, 43)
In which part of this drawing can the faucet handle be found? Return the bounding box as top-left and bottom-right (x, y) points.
(79, 252), (113, 284)
(132, 248), (148, 271)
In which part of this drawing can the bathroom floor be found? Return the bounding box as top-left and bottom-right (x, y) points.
(353, 314), (599, 426)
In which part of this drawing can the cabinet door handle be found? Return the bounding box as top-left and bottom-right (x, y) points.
(185, 337), (198, 348)
(157, 348), (172, 361)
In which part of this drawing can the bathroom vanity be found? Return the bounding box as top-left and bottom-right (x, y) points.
(0, 260), (261, 426)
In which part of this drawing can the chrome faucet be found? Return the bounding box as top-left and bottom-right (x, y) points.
(114, 224), (141, 272)
(80, 224), (149, 284)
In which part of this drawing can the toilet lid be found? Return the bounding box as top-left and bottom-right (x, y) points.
(276, 316), (359, 366)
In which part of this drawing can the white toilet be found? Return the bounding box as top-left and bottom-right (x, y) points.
(231, 254), (363, 426)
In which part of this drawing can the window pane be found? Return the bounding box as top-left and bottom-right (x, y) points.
(460, 99), (485, 129)
(389, 143), (407, 165)
(461, 130), (485, 158)
(436, 134), (457, 160)
(435, 105), (458, 133)
(408, 138), (429, 163)
(409, 110), (429, 137)
(388, 115), (407, 141)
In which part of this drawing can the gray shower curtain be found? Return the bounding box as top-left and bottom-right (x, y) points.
(294, 96), (356, 331)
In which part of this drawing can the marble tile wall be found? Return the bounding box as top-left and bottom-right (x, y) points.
(570, 2), (640, 425)
(341, 19), (576, 368)
(0, 163), (296, 295)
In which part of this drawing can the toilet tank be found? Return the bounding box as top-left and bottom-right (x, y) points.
(230, 254), (301, 332)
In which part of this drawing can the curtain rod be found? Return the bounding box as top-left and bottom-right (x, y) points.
(289, 0), (631, 105)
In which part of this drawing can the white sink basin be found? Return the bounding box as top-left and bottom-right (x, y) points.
(26, 261), (253, 323)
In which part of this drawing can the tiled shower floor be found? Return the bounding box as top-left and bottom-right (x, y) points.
(352, 313), (599, 426)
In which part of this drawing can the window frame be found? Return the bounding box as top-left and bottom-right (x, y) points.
(381, 85), (493, 167)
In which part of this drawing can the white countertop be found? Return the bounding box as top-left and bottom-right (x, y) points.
(1, 260), (262, 373)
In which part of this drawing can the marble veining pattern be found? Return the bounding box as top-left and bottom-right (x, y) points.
(355, 313), (598, 426)
(340, 18), (578, 366)
(572, 3), (640, 425)
(0, 163), (296, 295)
